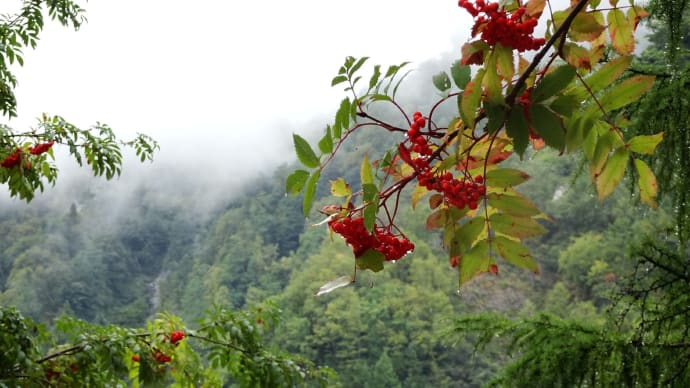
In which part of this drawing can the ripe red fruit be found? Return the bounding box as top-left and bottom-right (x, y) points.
(131, 355), (140, 363)
(170, 331), (185, 345)
(1, 149), (21, 168)
(154, 352), (172, 363)
(29, 141), (55, 155)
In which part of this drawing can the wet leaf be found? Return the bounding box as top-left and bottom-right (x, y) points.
(634, 158), (658, 208)
(315, 276), (354, 296)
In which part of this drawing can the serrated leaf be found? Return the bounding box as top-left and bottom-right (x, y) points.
(634, 158), (657, 208)
(596, 146), (629, 201)
(529, 104), (565, 151)
(461, 69), (485, 129)
(487, 192), (541, 217)
(356, 249), (385, 272)
(583, 56), (632, 94)
(569, 11), (606, 41)
(608, 8), (634, 55)
(506, 106), (530, 157)
(330, 178), (351, 197)
(549, 94), (579, 117)
(293, 134), (320, 168)
(459, 240), (490, 286)
(349, 56), (369, 76)
(362, 183), (378, 232)
(286, 170), (309, 195)
(489, 213), (547, 238)
(485, 101), (506, 134)
(360, 154), (374, 185)
(315, 275), (354, 296)
(494, 43), (515, 81)
(451, 62), (471, 89)
(493, 236), (539, 273)
(318, 127), (334, 154)
(628, 132), (663, 155)
(432, 71), (452, 92)
(303, 170), (320, 216)
(449, 217), (485, 256)
(532, 65), (577, 102)
(368, 64), (381, 91)
(589, 129), (616, 177)
(598, 75), (655, 112)
(485, 168), (530, 188)
(562, 42), (592, 70)
(336, 98), (352, 132)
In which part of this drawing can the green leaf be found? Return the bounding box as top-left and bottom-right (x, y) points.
(489, 213), (547, 239)
(330, 177), (351, 197)
(349, 56), (369, 77)
(318, 126), (334, 154)
(362, 183), (378, 232)
(493, 236), (539, 273)
(607, 8), (634, 55)
(356, 249), (385, 272)
(549, 94), (579, 117)
(451, 61), (471, 89)
(628, 132), (663, 155)
(331, 75), (348, 87)
(303, 170), (320, 216)
(529, 104), (565, 151)
(484, 101), (506, 134)
(487, 192), (542, 217)
(485, 168), (530, 188)
(595, 146), (629, 201)
(368, 64), (382, 91)
(432, 71), (452, 92)
(506, 106), (530, 157)
(336, 98), (352, 133)
(449, 217), (485, 257)
(634, 158), (658, 208)
(582, 55), (632, 94)
(293, 134), (320, 168)
(494, 43), (515, 81)
(461, 69), (485, 129)
(459, 240), (490, 286)
(360, 154), (374, 185)
(532, 65), (576, 102)
(598, 75), (655, 112)
(286, 170), (309, 195)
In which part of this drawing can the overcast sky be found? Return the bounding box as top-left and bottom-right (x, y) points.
(1, 1), (471, 170)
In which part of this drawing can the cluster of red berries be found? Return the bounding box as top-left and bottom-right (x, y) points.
(1, 141), (54, 169)
(420, 171), (486, 210)
(131, 331), (185, 364)
(329, 216), (414, 261)
(407, 111), (433, 156)
(458, 0), (545, 52)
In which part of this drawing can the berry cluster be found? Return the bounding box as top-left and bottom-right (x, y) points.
(1, 148), (21, 168)
(329, 217), (414, 262)
(420, 171), (486, 210)
(458, 0), (545, 52)
(407, 111), (432, 156)
(29, 141), (54, 155)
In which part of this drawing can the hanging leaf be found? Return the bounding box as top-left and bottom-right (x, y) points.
(569, 11), (606, 41)
(562, 42), (592, 70)
(429, 193), (444, 210)
(489, 213), (547, 239)
(362, 183), (378, 232)
(461, 70), (485, 129)
(524, 0), (546, 18)
(596, 147), (629, 201)
(485, 168), (530, 188)
(330, 178), (351, 197)
(493, 236), (539, 273)
(286, 170), (309, 195)
(293, 134), (320, 168)
(461, 40), (489, 65)
(315, 276), (354, 296)
(608, 8), (634, 55)
(432, 71), (452, 92)
(634, 158), (658, 208)
(451, 61), (471, 89)
(487, 192), (542, 217)
(532, 65), (577, 102)
(529, 104), (565, 151)
(331, 75), (348, 87)
(506, 106), (530, 157)
(494, 43), (515, 81)
(459, 240), (490, 286)
(628, 132), (664, 155)
(303, 170), (320, 216)
(318, 126), (334, 154)
(360, 154), (374, 185)
(356, 249), (385, 272)
(598, 75), (655, 112)
(411, 184), (428, 210)
(583, 56), (632, 94)
(449, 217), (486, 256)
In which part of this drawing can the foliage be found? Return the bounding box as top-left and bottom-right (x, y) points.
(0, 1), (158, 201)
(289, 0), (658, 290)
(0, 303), (335, 387)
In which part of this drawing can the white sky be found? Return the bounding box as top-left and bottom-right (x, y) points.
(1, 1), (471, 172)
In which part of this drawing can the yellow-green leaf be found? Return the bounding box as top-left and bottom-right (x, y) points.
(582, 56), (632, 94)
(360, 154), (374, 185)
(449, 217), (485, 257)
(608, 8), (634, 55)
(303, 170), (320, 216)
(628, 132), (664, 155)
(487, 192), (541, 217)
(569, 11), (606, 41)
(494, 43), (515, 82)
(461, 69), (485, 129)
(599, 75), (655, 112)
(485, 168), (530, 188)
(634, 158), (658, 208)
(459, 240), (490, 286)
(411, 184), (428, 210)
(493, 236), (539, 273)
(596, 146), (629, 201)
(330, 178), (351, 197)
(489, 213), (547, 239)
